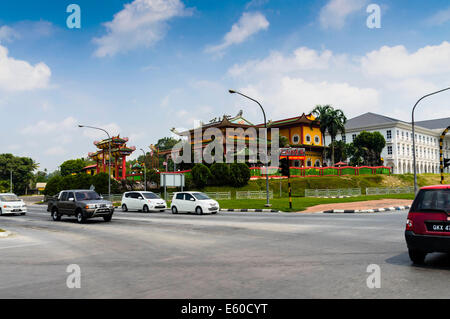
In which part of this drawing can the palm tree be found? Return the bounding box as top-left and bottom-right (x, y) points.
(311, 105), (332, 164)
(326, 108), (347, 165)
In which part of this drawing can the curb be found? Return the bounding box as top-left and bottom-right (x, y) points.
(0, 231), (12, 238)
(323, 205), (411, 214)
(220, 209), (280, 213)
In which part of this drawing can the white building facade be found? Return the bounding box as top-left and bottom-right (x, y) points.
(325, 113), (450, 174)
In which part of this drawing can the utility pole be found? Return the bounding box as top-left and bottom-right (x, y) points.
(140, 148), (147, 191)
(10, 169), (13, 193)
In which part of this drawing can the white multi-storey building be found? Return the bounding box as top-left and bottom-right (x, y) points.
(325, 112), (450, 174)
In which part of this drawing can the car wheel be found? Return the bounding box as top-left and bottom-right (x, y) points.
(122, 204), (128, 212)
(143, 205), (149, 213)
(51, 209), (61, 221)
(21, 212), (26, 216)
(408, 249), (426, 264)
(0, 208), (3, 216)
(171, 206), (178, 214)
(76, 211), (86, 224)
(195, 206), (203, 215)
(103, 214), (113, 222)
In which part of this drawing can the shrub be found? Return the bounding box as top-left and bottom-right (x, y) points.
(191, 164), (212, 189)
(210, 163), (230, 186)
(44, 175), (63, 196)
(229, 163), (250, 187)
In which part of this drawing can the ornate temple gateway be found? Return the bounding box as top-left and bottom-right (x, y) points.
(87, 136), (136, 180)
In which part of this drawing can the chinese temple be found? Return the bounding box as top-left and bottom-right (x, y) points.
(87, 136), (136, 180)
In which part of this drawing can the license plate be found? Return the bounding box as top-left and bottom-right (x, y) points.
(12, 209), (22, 212)
(426, 222), (450, 232)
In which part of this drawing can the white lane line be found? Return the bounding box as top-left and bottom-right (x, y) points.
(0, 243), (43, 250)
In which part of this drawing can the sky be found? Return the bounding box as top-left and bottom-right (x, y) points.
(0, 0), (449, 171)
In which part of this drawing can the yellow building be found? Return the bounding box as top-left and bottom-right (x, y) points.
(265, 113), (325, 167)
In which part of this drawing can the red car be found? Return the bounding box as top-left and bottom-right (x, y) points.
(405, 185), (450, 264)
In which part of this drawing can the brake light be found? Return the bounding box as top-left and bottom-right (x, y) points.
(406, 219), (413, 231)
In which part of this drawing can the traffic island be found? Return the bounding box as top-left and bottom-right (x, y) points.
(323, 206), (411, 214)
(300, 199), (413, 214)
(220, 209), (280, 213)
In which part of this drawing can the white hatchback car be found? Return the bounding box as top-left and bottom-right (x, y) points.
(121, 191), (167, 212)
(0, 193), (27, 216)
(170, 192), (219, 215)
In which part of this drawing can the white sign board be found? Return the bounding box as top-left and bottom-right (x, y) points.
(160, 173), (185, 187)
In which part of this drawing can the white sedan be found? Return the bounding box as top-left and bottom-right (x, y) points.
(170, 192), (219, 215)
(0, 193), (27, 216)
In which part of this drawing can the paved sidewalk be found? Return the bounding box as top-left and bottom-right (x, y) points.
(301, 199), (413, 213)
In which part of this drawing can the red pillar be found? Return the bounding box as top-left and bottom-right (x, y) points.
(102, 151), (106, 173)
(122, 156), (126, 180)
(115, 158), (119, 179)
(96, 159), (100, 174)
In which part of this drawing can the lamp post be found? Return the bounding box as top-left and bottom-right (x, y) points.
(140, 148), (147, 191)
(412, 87), (450, 194)
(229, 89), (271, 207)
(79, 125), (112, 200)
(10, 169), (12, 193)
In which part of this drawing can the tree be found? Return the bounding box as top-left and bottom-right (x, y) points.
(325, 140), (348, 163)
(352, 131), (386, 166)
(326, 108), (347, 165)
(44, 175), (63, 196)
(229, 163), (250, 187)
(155, 137), (180, 152)
(279, 135), (289, 148)
(60, 159), (87, 176)
(191, 164), (212, 189)
(311, 105), (332, 162)
(0, 154), (38, 195)
(210, 163), (230, 186)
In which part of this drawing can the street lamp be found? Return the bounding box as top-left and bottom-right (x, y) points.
(412, 87), (450, 194)
(140, 148), (147, 192)
(229, 89), (271, 207)
(78, 125), (112, 200)
(10, 169), (12, 193)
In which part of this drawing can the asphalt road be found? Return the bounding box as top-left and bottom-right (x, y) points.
(0, 205), (449, 298)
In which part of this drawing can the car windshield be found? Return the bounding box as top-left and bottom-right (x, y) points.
(142, 192), (160, 199)
(193, 193), (210, 200)
(0, 195), (20, 202)
(412, 189), (450, 213)
(75, 191), (101, 201)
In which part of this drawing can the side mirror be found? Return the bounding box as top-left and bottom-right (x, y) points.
(100, 196), (104, 200)
(69, 198), (75, 202)
(138, 197), (144, 200)
(190, 198), (195, 201)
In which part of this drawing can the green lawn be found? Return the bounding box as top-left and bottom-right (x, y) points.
(217, 194), (415, 212)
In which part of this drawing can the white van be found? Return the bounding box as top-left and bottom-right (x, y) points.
(0, 193), (27, 216)
(121, 191), (167, 212)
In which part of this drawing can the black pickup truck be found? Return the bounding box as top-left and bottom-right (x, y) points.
(47, 190), (114, 223)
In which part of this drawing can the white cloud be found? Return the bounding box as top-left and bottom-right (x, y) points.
(239, 76), (379, 120)
(205, 12), (269, 54)
(426, 7), (450, 26)
(0, 26), (19, 43)
(0, 45), (51, 91)
(245, 0), (269, 10)
(361, 41), (450, 78)
(21, 117), (78, 135)
(229, 47), (337, 78)
(319, 0), (367, 29)
(93, 0), (192, 57)
(45, 146), (67, 156)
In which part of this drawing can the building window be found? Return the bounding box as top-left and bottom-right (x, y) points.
(386, 130), (392, 140)
(314, 159), (321, 167)
(292, 134), (300, 144)
(307, 159), (312, 167)
(342, 135), (346, 143)
(314, 135), (320, 144)
(305, 134), (311, 143)
(387, 146), (392, 155)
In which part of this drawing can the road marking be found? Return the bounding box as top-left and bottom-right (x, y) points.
(0, 242), (43, 250)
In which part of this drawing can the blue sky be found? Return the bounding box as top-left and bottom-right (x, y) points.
(0, 0), (449, 171)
